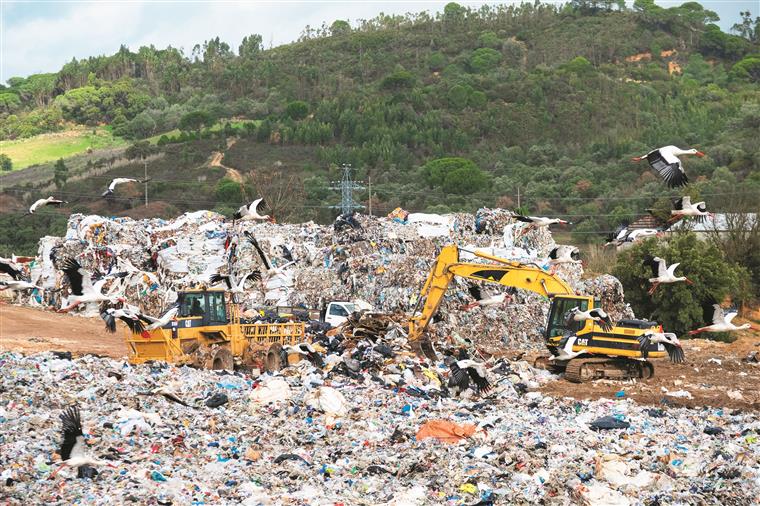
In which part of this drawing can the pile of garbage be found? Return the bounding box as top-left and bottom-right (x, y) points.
(1, 350), (758, 505)
(16, 208), (632, 351)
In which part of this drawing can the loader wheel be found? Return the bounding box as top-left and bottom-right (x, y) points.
(210, 346), (233, 371)
(265, 343), (284, 373)
(639, 361), (655, 380)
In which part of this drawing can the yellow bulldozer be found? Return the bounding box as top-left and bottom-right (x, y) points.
(408, 244), (666, 382)
(124, 288), (306, 371)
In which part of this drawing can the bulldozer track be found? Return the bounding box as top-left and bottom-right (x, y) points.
(564, 357), (654, 383)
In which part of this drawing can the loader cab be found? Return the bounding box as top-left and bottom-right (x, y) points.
(177, 289), (228, 327)
(545, 295), (600, 339)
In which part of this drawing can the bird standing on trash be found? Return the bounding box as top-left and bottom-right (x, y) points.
(284, 342), (324, 367)
(566, 306), (613, 332)
(101, 178), (150, 197)
(547, 246), (581, 274)
(50, 406), (116, 479)
(26, 196), (67, 215)
(631, 145), (704, 188)
(233, 197), (271, 222)
(638, 331), (685, 363)
(644, 255), (692, 294)
(446, 357), (491, 396)
(689, 299), (756, 335)
(58, 259), (126, 312)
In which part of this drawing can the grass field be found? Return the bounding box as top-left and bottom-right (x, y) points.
(0, 127), (129, 170)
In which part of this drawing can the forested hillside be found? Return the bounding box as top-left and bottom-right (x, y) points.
(1, 1), (759, 254)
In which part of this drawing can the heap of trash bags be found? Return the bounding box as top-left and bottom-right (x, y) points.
(1, 350), (758, 505)
(17, 208), (632, 351)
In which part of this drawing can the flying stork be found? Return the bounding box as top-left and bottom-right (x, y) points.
(547, 245), (582, 274)
(670, 195), (711, 223)
(49, 406), (116, 479)
(689, 299), (756, 335)
(631, 145), (704, 188)
(58, 259), (126, 312)
(643, 255), (692, 294)
(26, 197), (68, 215)
(549, 334), (588, 361)
(102, 177), (150, 197)
(445, 357), (491, 396)
(566, 306), (613, 332)
(638, 331), (685, 363)
(233, 197), (271, 222)
(511, 213), (570, 237)
(461, 284), (516, 310)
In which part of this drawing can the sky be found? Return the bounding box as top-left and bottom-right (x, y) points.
(1, 0), (756, 83)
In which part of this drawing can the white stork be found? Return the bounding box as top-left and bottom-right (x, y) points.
(511, 213), (570, 237)
(0, 257), (25, 280)
(26, 197), (68, 215)
(567, 306), (613, 332)
(605, 226), (662, 247)
(58, 259), (126, 312)
(102, 177), (149, 197)
(101, 307), (146, 335)
(49, 406), (116, 479)
(461, 284), (515, 310)
(547, 245), (582, 274)
(669, 196), (711, 223)
(283, 342), (324, 367)
(0, 280), (43, 293)
(209, 271), (261, 295)
(638, 331), (685, 363)
(644, 255), (692, 294)
(233, 198), (271, 222)
(689, 300), (755, 335)
(446, 357), (491, 396)
(549, 334), (588, 361)
(141, 306), (180, 331)
(632, 145), (704, 188)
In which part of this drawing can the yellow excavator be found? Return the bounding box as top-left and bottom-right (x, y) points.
(408, 244), (666, 382)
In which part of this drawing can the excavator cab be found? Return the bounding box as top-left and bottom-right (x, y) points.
(545, 295), (601, 339)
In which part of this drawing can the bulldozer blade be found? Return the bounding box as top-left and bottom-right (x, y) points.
(410, 339), (438, 361)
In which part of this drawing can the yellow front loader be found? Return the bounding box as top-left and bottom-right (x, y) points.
(408, 245), (666, 382)
(124, 288), (305, 371)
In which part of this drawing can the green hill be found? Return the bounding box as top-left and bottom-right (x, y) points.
(1, 1), (759, 257)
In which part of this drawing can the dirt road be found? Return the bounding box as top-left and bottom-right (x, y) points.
(0, 305), (126, 358)
(536, 329), (760, 411)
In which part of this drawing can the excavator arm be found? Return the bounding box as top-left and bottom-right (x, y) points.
(408, 244), (573, 349)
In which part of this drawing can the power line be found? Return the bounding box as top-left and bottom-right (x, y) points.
(328, 164), (365, 215)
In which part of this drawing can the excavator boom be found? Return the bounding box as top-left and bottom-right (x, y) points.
(408, 244), (573, 345)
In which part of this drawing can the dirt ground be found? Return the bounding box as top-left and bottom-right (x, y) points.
(1, 305), (759, 410)
(0, 305), (126, 358)
(535, 326), (760, 411)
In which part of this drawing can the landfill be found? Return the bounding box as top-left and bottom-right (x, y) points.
(1, 351), (759, 505)
(15, 207), (632, 352)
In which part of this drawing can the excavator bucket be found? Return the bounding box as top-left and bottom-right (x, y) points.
(410, 338), (438, 361)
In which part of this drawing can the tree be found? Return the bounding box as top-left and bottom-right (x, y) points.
(125, 140), (157, 161)
(380, 68), (416, 90)
(247, 170), (304, 221)
(215, 177), (243, 203)
(286, 100), (309, 120)
(330, 20), (351, 36)
(239, 34), (263, 59)
(0, 154), (12, 172)
(421, 157), (487, 195)
(613, 233), (744, 336)
(731, 10), (759, 43)
(469, 48), (502, 73)
(730, 56), (760, 82)
(53, 158), (68, 188)
(179, 110), (212, 133)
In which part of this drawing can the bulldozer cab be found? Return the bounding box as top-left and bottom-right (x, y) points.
(545, 295), (600, 339)
(177, 289), (229, 326)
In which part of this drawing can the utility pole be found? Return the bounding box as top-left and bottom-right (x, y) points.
(517, 186), (520, 209)
(329, 164), (365, 215)
(144, 158), (148, 206)
(368, 174), (372, 217)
